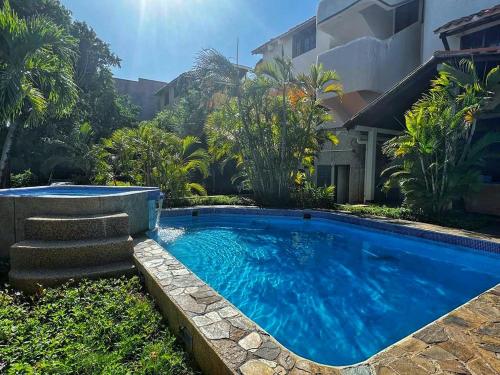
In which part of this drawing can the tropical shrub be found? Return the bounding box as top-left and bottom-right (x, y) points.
(165, 194), (255, 208)
(383, 60), (500, 215)
(40, 122), (95, 183)
(291, 171), (335, 208)
(197, 50), (341, 205)
(10, 169), (37, 187)
(94, 122), (209, 199)
(0, 277), (195, 374)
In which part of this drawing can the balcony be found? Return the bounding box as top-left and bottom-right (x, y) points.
(317, 0), (408, 24)
(317, 23), (421, 97)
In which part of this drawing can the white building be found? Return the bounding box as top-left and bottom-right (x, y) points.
(252, 0), (500, 205)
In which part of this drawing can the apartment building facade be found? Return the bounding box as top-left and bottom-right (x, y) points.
(114, 77), (166, 121)
(252, 0), (500, 206)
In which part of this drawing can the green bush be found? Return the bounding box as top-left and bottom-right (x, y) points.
(291, 182), (335, 209)
(10, 169), (37, 188)
(0, 277), (195, 375)
(336, 204), (492, 230)
(165, 195), (255, 208)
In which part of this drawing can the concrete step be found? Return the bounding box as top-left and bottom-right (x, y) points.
(24, 213), (129, 241)
(10, 236), (133, 270)
(9, 261), (136, 293)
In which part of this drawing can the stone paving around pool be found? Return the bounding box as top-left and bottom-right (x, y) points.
(134, 237), (500, 375)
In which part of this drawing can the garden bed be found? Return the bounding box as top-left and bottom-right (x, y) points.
(0, 277), (196, 374)
(164, 195), (497, 232)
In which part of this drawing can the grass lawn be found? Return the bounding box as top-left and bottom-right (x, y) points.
(0, 277), (196, 375)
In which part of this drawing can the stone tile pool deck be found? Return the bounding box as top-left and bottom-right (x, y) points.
(134, 207), (500, 375)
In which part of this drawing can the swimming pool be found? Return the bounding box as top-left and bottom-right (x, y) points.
(150, 212), (500, 366)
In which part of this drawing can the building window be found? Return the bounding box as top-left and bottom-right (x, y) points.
(292, 24), (316, 58)
(461, 24), (500, 50)
(394, 0), (419, 34)
(316, 165), (332, 187)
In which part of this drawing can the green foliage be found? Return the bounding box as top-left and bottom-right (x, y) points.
(337, 204), (491, 230)
(165, 194), (255, 208)
(337, 204), (414, 220)
(291, 181), (335, 209)
(154, 89), (209, 138)
(383, 60), (500, 215)
(0, 0), (77, 124)
(94, 122), (209, 199)
(6, 0), (138, 185)
(10, 169), (37, 187)
(0, 277), (195, 374)
(198, 50), (341, 205)
(0, 0), (79, 186)
(39, 122), (95, 183)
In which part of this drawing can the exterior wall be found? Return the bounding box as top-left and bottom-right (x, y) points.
(316, 130), (366, 203)
(318, 22), (421, 95)
(421, 0), (500, 61)
(317, 0), (409, 24)
(114, 78), (166, 120)
(318, 1), (398, 48)
(259, 27), (332, 75)
(157, 85), (177, 111)
(465, 184), (500, 217)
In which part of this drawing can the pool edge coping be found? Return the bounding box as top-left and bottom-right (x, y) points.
(134, 207), (500, 374)
(0, 185), (162, 198)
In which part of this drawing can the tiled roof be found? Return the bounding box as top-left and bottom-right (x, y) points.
(252, 17), (316, 55)
(434, 5), (500, 35)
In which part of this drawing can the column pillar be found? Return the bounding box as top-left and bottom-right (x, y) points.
(363, 129), (377, 202)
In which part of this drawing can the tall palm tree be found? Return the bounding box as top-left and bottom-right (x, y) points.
(199, 49), (342, 204)
(0, 0), (77, 185)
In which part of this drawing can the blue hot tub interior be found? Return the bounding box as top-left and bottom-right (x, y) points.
(0, 186), (162, 200)
(150, 213), (500, 366)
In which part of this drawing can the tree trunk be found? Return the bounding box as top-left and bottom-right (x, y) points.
(0, 120), (18, 187)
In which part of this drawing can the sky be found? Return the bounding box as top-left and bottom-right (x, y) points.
(60, 0), (318, 83)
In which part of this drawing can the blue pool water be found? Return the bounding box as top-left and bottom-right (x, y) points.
(150, 214), (500, 365)
(0, 186), (162, 199)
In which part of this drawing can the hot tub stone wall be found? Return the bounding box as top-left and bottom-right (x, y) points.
(134, 237), (500, 375)
(0, 191), (151, 259)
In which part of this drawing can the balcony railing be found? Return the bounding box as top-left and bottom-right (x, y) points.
(317, 0), (408, 24)
(317, 23), (421, 96)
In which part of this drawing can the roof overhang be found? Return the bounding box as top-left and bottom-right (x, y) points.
(434, 5), (500, 37)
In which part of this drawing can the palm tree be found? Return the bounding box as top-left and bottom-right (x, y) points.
(157, 135), (209, 199)
(94, 122), (209, 198)
(198, 49), (342, 204)
(40, 122), (95, 183)
(0, 0), (77, 186)
(382, 59), (500, 215)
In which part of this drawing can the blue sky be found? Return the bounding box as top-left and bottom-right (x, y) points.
(60, 0), (317, 83)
